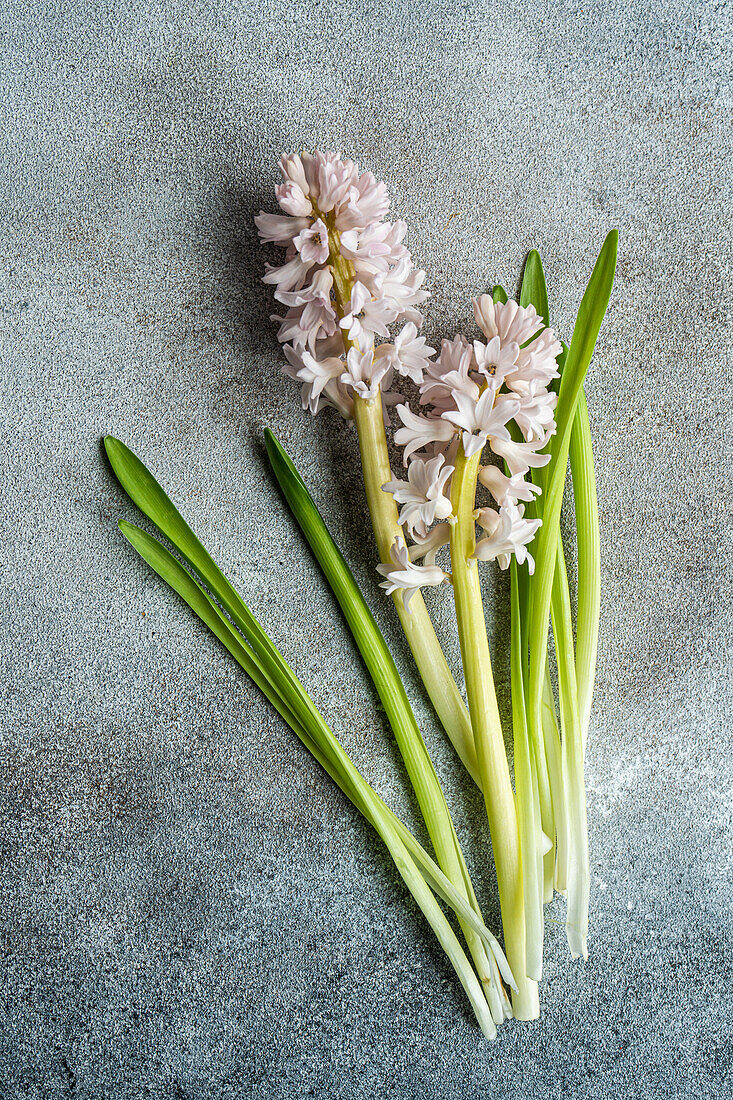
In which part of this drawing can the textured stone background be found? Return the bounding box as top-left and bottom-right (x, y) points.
(1, 0), (731, 1096)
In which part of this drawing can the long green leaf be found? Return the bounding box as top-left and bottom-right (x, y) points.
(119, 520), (511, 966)
(116, 518), (502, 1035)
(526, 230), (617, 741)
(264, 428), (504, 1013)
(550, 544), (588, 958)
(519, 242), (613, 960)
(517, 255), (565, 904)
(510, 560), (543, 980)
(104, 437), (338, 761)
(569, 390), (600, 747)
(107, 441), (517, 1030)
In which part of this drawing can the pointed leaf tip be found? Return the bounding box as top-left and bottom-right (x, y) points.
(263, 426), (279, 461)
(104, 435), (123, 460)
(520, 251), (549, 326)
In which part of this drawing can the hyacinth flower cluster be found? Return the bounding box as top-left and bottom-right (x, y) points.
(257, 151), (617, 1029)
(255, 152), (477, 792)
(255, 151), (433, 418)
(378, 295), (562, 604)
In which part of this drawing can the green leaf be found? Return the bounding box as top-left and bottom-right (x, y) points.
(569, 390), (600, 745)
(108, 441), (512, 1033)
(526, 230), (617, 733)
(517, 237), (615, 961)
(264, 428), (503, 1009)
(519, 250), (549, 328)
(510, 560), (543, 980)
(116, 519), (504, 1036)
(492, 284), (508, 304)
(104, 437), (330, 755)
(516, 251), (560, 903)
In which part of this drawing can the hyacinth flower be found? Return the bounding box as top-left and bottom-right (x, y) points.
(256, 152), (521, 1017)
(382, 243), (617, 981)
(379, 294), (563, 1017)
(256, 151), (539, 1015)
(255, 151), (478, 787)
(257, 152), (616, 1018)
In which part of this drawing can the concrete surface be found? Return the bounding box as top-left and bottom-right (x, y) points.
(1, 0), (732, 1096)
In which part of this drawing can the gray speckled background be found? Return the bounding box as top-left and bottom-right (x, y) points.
(1, 0), (732, 1096)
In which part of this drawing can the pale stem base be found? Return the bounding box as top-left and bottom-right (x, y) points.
(450, 445), (539, 1020)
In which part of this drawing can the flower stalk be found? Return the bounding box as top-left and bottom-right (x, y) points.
(449, 445), (539, 1018)
(255, 150), (617, 1024)
(297, 184), (480, 782)
(352, 394), (480, 782)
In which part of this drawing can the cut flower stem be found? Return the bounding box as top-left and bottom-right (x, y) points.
(449, 444), (539, 1019)
(352, 394), (481, 785)
(323, 217), (481, 788)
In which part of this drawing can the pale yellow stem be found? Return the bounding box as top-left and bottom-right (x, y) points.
(450, 445), (539, 1020)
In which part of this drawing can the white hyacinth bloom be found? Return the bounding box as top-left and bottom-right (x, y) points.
(278, 153), (311, 193)
(341, 347), (391, 401)
(510, 328), (562, 389)
(275, 180), (312, 218)
(316, 156), (355, 212)
(478, 465), (542, 506)
(274, 268), (337, 349)
(382, 454), (454, 539)
(512, 380), (558, 442)
(419, 335), (477, 413)
(293, 218), (330, 264)
(489, 434), (552, 477)
(407, 522), (451, 564)
(472, 337), (520, 387)
(376, 537), (448, 611)
(338, 281), (371, 343)
(394, 404), (456, 465)
(263, 254), (313, 295)
(473, 296), (544, 347)
(283, 345), (353, 418)
(258, 151), (432, 417)
(289, 347), (344, 400)
(254, 212), (309, 245)
(441, 390), (520, 459)
(339, 225), (394, 274)
(474, 502), (542, 573)
(339, 171), (390, 229)
(391, 322), (436, 384)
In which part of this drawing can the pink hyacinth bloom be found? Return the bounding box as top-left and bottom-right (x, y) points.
(293, 218), (330, 265)
(376, 537), (448, 611)
(258, 151), (431, 418)
(382, 454), (454, 540)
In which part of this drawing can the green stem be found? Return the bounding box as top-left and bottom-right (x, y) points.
(534, 708), (556, 904)
(449, 445), (539, 1019)
(265, 429), (502, 1017)
(510, 561), (544, 980)
(352, 394), (480, 785)
(324, 218), (480, 788)
(551, 541), (589, 959)
(541, 660), (569, 893)
(569, 389), (600, 750)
